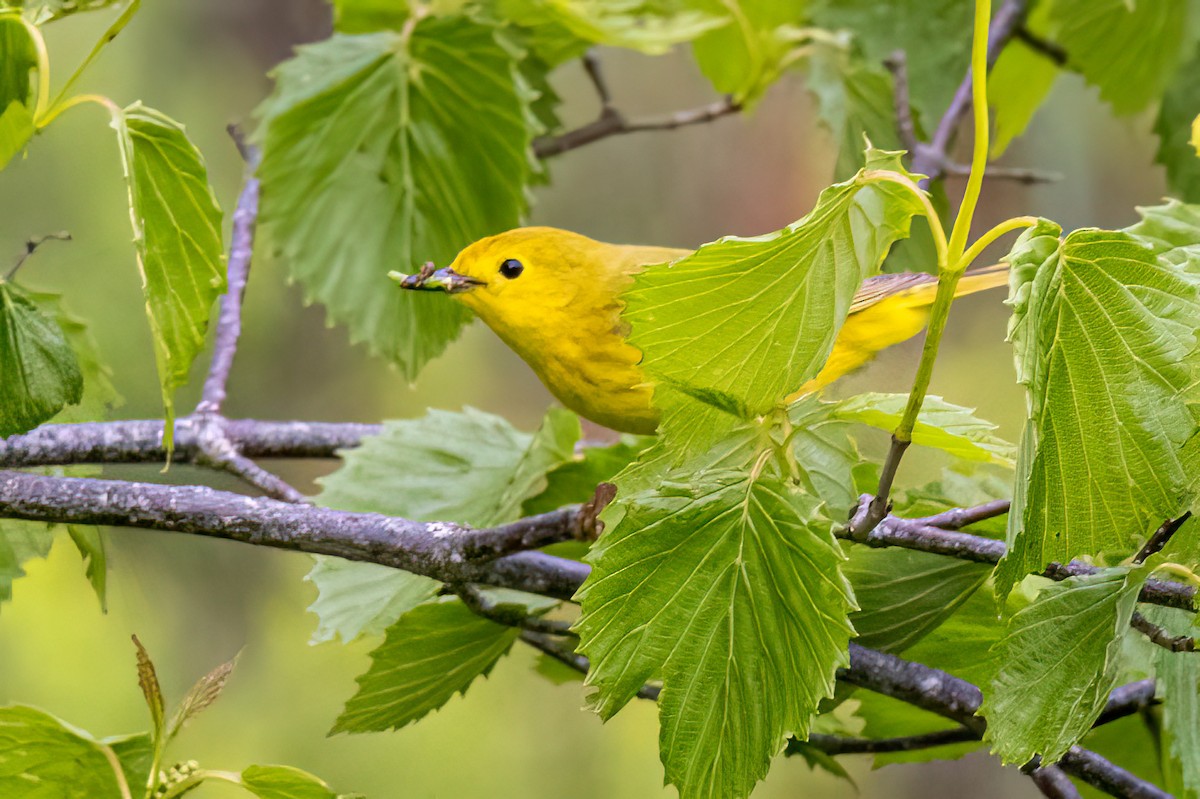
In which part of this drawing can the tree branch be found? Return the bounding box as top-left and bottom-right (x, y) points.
(1130, 611), (1196, 654)
(1028, 765), (1083, 799)
(791, 727), (976, 756)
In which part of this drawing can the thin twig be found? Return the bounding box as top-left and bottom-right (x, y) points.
(1131, 611), (1196, 653)
(534, 96), (740, 158)
(1028, 766), (1082, 799)
(1014, 25), (1069, 66)
(943, 161), (1062, 184)
(883, 51), (919, 153)
(1134, 512), (1193, 565)
(911, 498), (1011, 530)
(457, 583), (574, 636)
(791, 727), (976, 756)
(5, 231), (71, 281)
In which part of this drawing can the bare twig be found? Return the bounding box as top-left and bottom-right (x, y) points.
(911, 498), (1011, 530)
(520, 630), (662, 701)
(1014, 25), (1069, 66)
(1134, 512), (1193, 565)
(1028, 766), (1082, 799)
(883, 51), (920, 153)
(456, 583), (574, 635)
(534, 96), (741, 158)
(5, 231), (71, 281)
(790, 727), (976, 756)
(1131, 611), (1196, 653)
(943, 161), (1062, 184)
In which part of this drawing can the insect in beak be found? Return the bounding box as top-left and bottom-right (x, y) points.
(389, 262), (485, 294)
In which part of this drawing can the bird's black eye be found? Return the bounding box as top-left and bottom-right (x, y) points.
(499, 258), (524, 279)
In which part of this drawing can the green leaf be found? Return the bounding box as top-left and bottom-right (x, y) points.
(329, 0), (407, 32)
(831, 392), (1016, 466)
(690, 0), (806, 102)
(112, 102), (224, 449)
(1156, 46), (1200, 203)
(998, 220), (1200, 597)
(844, 546), (988, 654)
(311, 407), (577, 642)
(1124, 200), (1200, 270)
(809, 0), (972, 128)
(494, 0), (726, 65)
(625, 147), (925, 417)
(1045, 0), (1187, 116)
(305, 557), (439, 644)
(332, 596), (519, 733)
(66, 526), (106, 611)
(104, 733), (153, 796)
(0, 520), (52, 608)
(805, 39), (904, 181)
(240, 764), (340, 799)
(577, 470), (855, 799)
(988, 40), (1059, 158)
(0, 16), (35, 109)
(0, 99), (33, 171)
(980, 568), (1145, 765)
(26, 290), (122, 423)
(0, 705), (132, 797)
(0, 282), (82, 437)
(1147, 606), (1200, 799)
(787, 395), (861, 516)
(521, 437), (648, 516)
(256, 19), (538, 379)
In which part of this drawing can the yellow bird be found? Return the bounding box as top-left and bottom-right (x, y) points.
(393, 227), (1007, 435)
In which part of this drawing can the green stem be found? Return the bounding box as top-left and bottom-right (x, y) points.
(945, 0), (992, 263)
(35, 92), (120, 127)
(862, 169), (950, 267)
(158, 769), (243, 799)
(44, 0), (140, 118)
(958, 215), (1038, 270)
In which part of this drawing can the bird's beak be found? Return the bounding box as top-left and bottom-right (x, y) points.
(389, 265), (484, 294)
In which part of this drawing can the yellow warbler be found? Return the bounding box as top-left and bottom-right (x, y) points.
(393, 227), (1007, 435)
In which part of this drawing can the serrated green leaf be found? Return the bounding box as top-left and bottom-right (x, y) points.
(332, 596), (518, 733)
(113, 102), (224, 449)
(981, 568), (1145, 765)
(257, 18), (538, 378)
(0, 16), (35, 108)
(998, 220), (1200, 597)
(831, 392), (1016, 466)
(1141, 605), (1200, 799)
(787, 395), (861, 516)
(0, 99), (33, 170)
(988, 38), (1059, 158)
(577, 470), (855, 799)
(1045, 0), (1187, 116)
(240, 764), (339, 799)
(0, 520), (52, 608)
(625, 148), (926, 417)
(844, 546), (988, 654)
(0, 282), (82, 437)
(805, 39), (904, 181)
(306, 557), (439, 644)
(66, 526), (106, 611)
(1125, 200), (1200, 270)
(1155, 46), (1200, 203)
(25, 290), (122, 424)
(311, 407), (577, 643)
(809, 0), (972, 128)
(690, 0), (805, 102)
(0, 705), (132, 797)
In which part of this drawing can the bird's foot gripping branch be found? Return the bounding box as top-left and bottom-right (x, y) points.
(4, 0), (1200, 798)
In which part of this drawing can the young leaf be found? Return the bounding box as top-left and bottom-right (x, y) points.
(240, 764), (341, 799)
(0, 520), (53, 608)
(1155, 46), (1200, 203)
(0, 705), (135, 797)
(112, 102), (224, 448)
(980, 568), (1145, 765)
(67, 525), (106, 611)
(256, 18), (537, 379)
(690, 0), (806, 102)
(577, 470), (855, 799)
(131, 634), (166, 746)
(331, 597), (522, 734)
(624, 147), (926, 417)
(831, 392), (1016, 466)
(1045, 0), (1187, 116)
(167, 652), (239, 740)
(0, 282), (83, 436)
(306, 557), (439, 644)
(998, 221), (1200, 597)
(809, 0), (972, 128)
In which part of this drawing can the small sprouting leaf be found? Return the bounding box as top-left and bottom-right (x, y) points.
(0, 520), (53, 608)
(998, 220), (1200, 597)
(577, 470), (855, 799)
(831, 392), (1016, 466)
(331, 597), (519, 734)
(112, 102), (225, 449)
(0, 705), (132, 796)
(167, 652), (239, 740)
(256, 18), (537, 378)
(240, 764), (342, 799)
(0, 100), (34, 170)
(306, 557), (439, 644)
(131, 634), (166, 744)
(67, 525), (106, 611)
(625, 147), (926, 417)
(0, 282), (83, 437)
(981, 568), (1145, 765)
(1155, 46), (1200, 203)
(1045, 0), (1187, 116)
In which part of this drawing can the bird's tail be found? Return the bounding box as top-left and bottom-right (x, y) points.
(952, 262), (1010, 297)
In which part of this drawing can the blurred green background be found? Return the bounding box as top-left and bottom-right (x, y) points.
(0, 2), (1171, 797)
